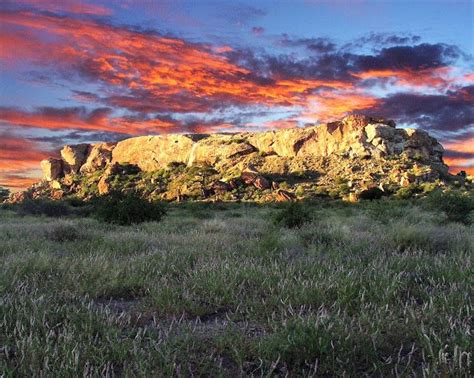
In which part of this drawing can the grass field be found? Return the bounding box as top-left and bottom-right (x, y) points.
(1, 200), (473, 376)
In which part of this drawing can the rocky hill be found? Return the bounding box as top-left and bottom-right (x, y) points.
(14, 114), (468, 203)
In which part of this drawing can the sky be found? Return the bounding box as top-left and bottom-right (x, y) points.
(0, 0), (473, 191)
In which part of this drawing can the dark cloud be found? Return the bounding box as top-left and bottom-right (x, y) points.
(353, 43), (462, 72)
(347, 33), (422, 49)
(366, 86), (474, 134)
(72, 90), (101, 103)
(227, 43), (463, 82)
(278, 35), (337, 53)
(252, 26), (265, 35)
(31, 130), (131, 145)
(444, 149), (474, 159)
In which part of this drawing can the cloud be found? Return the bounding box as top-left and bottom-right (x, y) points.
(226, 42), (464, 89)
(0, 105), (258, 137)
(0, 133), (53, 189)
(303, 90), (379, 122)
(0, 9), (353, 114)
(278, 35), (337, 53)
(365, 85), (474, 134)
(2, 0), (112, 16)
(0, 134), (51, 170)
(352, 43), (462, 72)
(347, 33), (422, 49)
(252, 26), (265, 35)
(443, 132), (474, 174)
(0, 106), (119, 133)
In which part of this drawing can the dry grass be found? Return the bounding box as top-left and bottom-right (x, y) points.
(0, 200), (473, 376)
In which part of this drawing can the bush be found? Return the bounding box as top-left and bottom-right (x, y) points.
(64, 196), (87, 207)
(273, 201), (311, 228)
(0, 187), (10, 202)
(44, 223), (83, 242)
(395, 183), (422, 199)
(365, 199), (409, 223)
(93, 192), (167, 225)
(426, 190), (474, 224)
(15, 199), (70, 217)
(358, 187), (384, 200)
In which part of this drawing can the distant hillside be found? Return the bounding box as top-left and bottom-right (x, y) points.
(10, 114), (471, 203)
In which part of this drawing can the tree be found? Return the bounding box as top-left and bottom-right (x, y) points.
(0, 187), (10, 202)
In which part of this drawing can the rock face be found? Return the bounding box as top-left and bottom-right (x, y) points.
(111, 135), (199, 171)
(61, 144), (90, 174)
(80, 142), (115, 173)
(107, 115), (446, 171)
(30, 114), (456, 202)
(41, 158), (63, 181)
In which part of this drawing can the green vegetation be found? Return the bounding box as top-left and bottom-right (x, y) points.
(273, 201), (311, 228)
(1, 196), (472, 376)
(0, 186), (10, 201)
(395, 183), (423, 199)
(12, 198), (72, 217)
(427, 189), (474, 224)
(93, 192), (167, 225)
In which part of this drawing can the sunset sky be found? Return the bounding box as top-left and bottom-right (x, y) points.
(0, 0), (473, 190)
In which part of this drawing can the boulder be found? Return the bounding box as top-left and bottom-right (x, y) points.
(400, 172), (416, 187)
(227, 178), (242, 189)
(240, 170), (271, 189)
(187, 136), (256, 166)
(80, 142), (115, 173)
(347, 192), (359, 203)
(41, 158), (63, 181)
(403, 129), (445, 163)
(112, 135), (199, 171)
(98, 175), (111, 195)
(358, 187), (384, 200)
(97, 164), (118, 195)
(211, 180), (231, 194)
(50, 190), (64, 200)
(275, 189), (296, 202)
(8, 191), (28, 203)
(342, 114), (371, 129)
(61, 144), (90, 174)
(254, 176), (271, 190)
(50, 180), (62, 190)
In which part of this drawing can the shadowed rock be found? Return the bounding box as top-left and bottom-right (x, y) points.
(41, 158), (63, 181)
(61, 144), (90, 174)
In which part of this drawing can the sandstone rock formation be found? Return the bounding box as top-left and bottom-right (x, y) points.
(41, 158), (63, 181)
(27, 114), (460, 203)
(80, 142), (115, 173)
(60, 144), (90, 174)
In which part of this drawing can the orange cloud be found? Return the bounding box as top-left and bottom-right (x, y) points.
(0, 107), (183, 135)
(0, 10), (350, 113)
(463, 73), (474, 83)
(303, 90), (379, 121)
(0, 137), (50, 169)
(444, 158), (474, 176)
(443, 136), (474, 175)
(0, 136), (53, 190)
(351, 67), (452, 89)
(14, 0), (112, 16)
(444, 137), (474, 154)
(0, 175), (40, 190)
